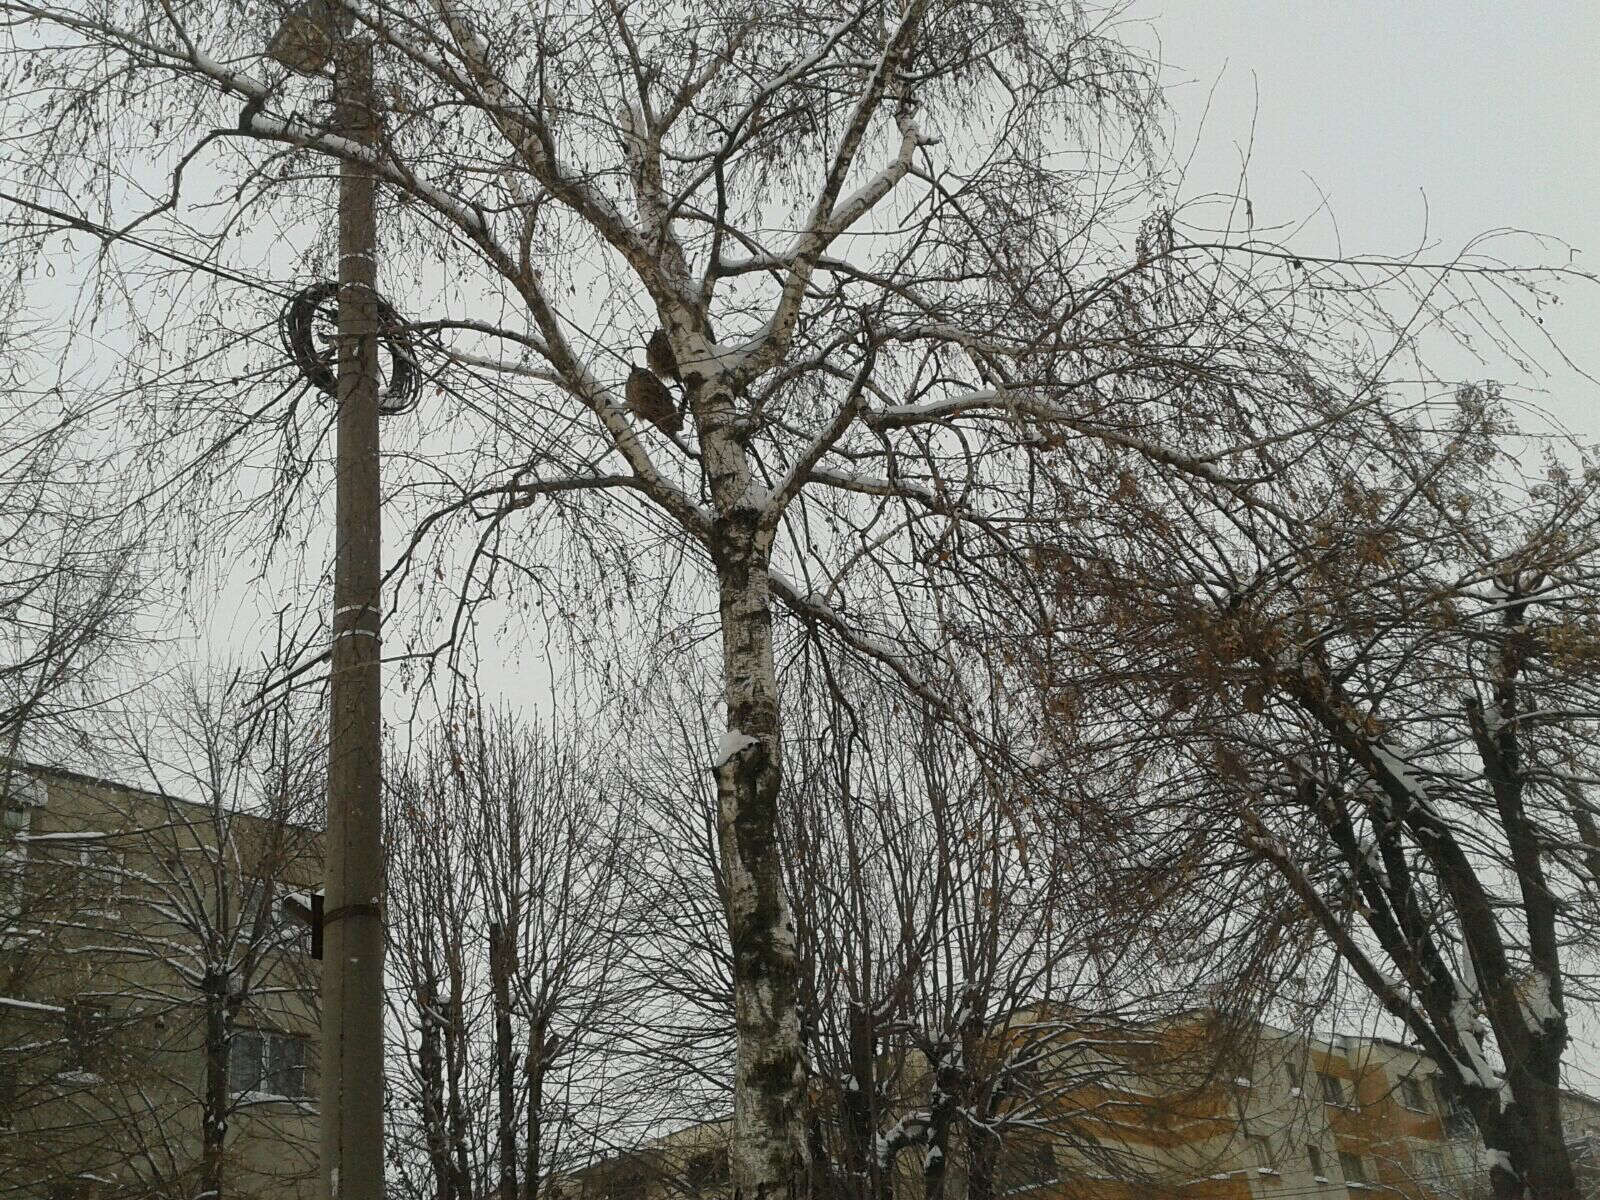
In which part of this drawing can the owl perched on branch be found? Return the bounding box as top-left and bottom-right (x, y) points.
(626, 367), (682, 434)
(646, 328), (680, 382)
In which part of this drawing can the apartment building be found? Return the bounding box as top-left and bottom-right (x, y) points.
(1128, 1023), (1600, 1200)
(0, 763), (322, 1200)
(557, 1015), (1600, 1200)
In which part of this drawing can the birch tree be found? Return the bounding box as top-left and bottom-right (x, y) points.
(615, 655), (1263, 1200)
(0, 1), (1578, 1194)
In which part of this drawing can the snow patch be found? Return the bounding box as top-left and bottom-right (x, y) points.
(0, 995), (66, 1015)
(1518, 970), (1561, 1033)
(715, 729), (760, 768)
(1370, 745), (1432, 810)
(1448, 995), (1501, 1090)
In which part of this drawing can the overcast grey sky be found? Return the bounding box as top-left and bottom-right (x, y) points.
(1132, 0), (1599, 435)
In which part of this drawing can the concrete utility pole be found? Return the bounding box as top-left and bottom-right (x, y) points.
(265, 6), (387, 1194)
(323, 32), (385, 1200)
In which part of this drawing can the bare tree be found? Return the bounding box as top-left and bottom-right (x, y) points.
(0, 313), (143, 771)
(1, 2), (1585, 1194)
(780, 666), (1259, 1200)
(385, 706), (635, 1200)
(1004, 384), (1600, 1199)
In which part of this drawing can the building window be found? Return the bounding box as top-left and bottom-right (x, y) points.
(1285, 1061), (1302, 1091)
(1399, 1075), (1427, 1111)
(228, 1030), (308, 1099)
(1417, 1150), (1444, 1182)
(1, 771), (41, 912)
(79, 848), (124, 918)
(1319, 1071), (1346, 1105)
(1432, 1077), (1475, 1137)
(48, 845), (124, 919)
(1308, 1146), (1327, 1180)
(0, 838), (23, 920)
(1338, 1151), (1369, 1187)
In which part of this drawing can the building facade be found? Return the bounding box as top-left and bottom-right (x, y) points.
(1067, 1021), (1600, 1200)
(557, 1016), (1600, 1200)
(0, 763), (322, 1200)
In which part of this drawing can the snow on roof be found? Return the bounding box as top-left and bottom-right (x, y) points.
(2, 758), (320, 834)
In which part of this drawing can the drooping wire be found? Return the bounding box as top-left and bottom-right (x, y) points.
(279, 280), (421, 416)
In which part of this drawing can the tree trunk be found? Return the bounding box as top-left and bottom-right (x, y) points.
(444, 955), (473, 1200)
(710, 513), (808, 1200)
(1477, 1108), (1534, 1200)
(1473, 1079), (1579, 1200)
(841, 1002), (880, 1200)
(1464, 610), (1580, 1200)
(963, 1127), (997, 1200)
(522, 1020), (545, 1200)
(417, 975), (454, 1200)
(960, 1005), (996, 1200)
(921, 1036), (959, 1200)
(489, 922), (518, 1200)
(1508, 1054), (1580, 1200)
(201, 970), (228, 1200)
(1285, 654), (1581, 1200)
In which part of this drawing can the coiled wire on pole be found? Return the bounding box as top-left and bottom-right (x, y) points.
(279, 280), (421, 416)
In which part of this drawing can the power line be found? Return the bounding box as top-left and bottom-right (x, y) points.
(0, 190), (299, 300)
